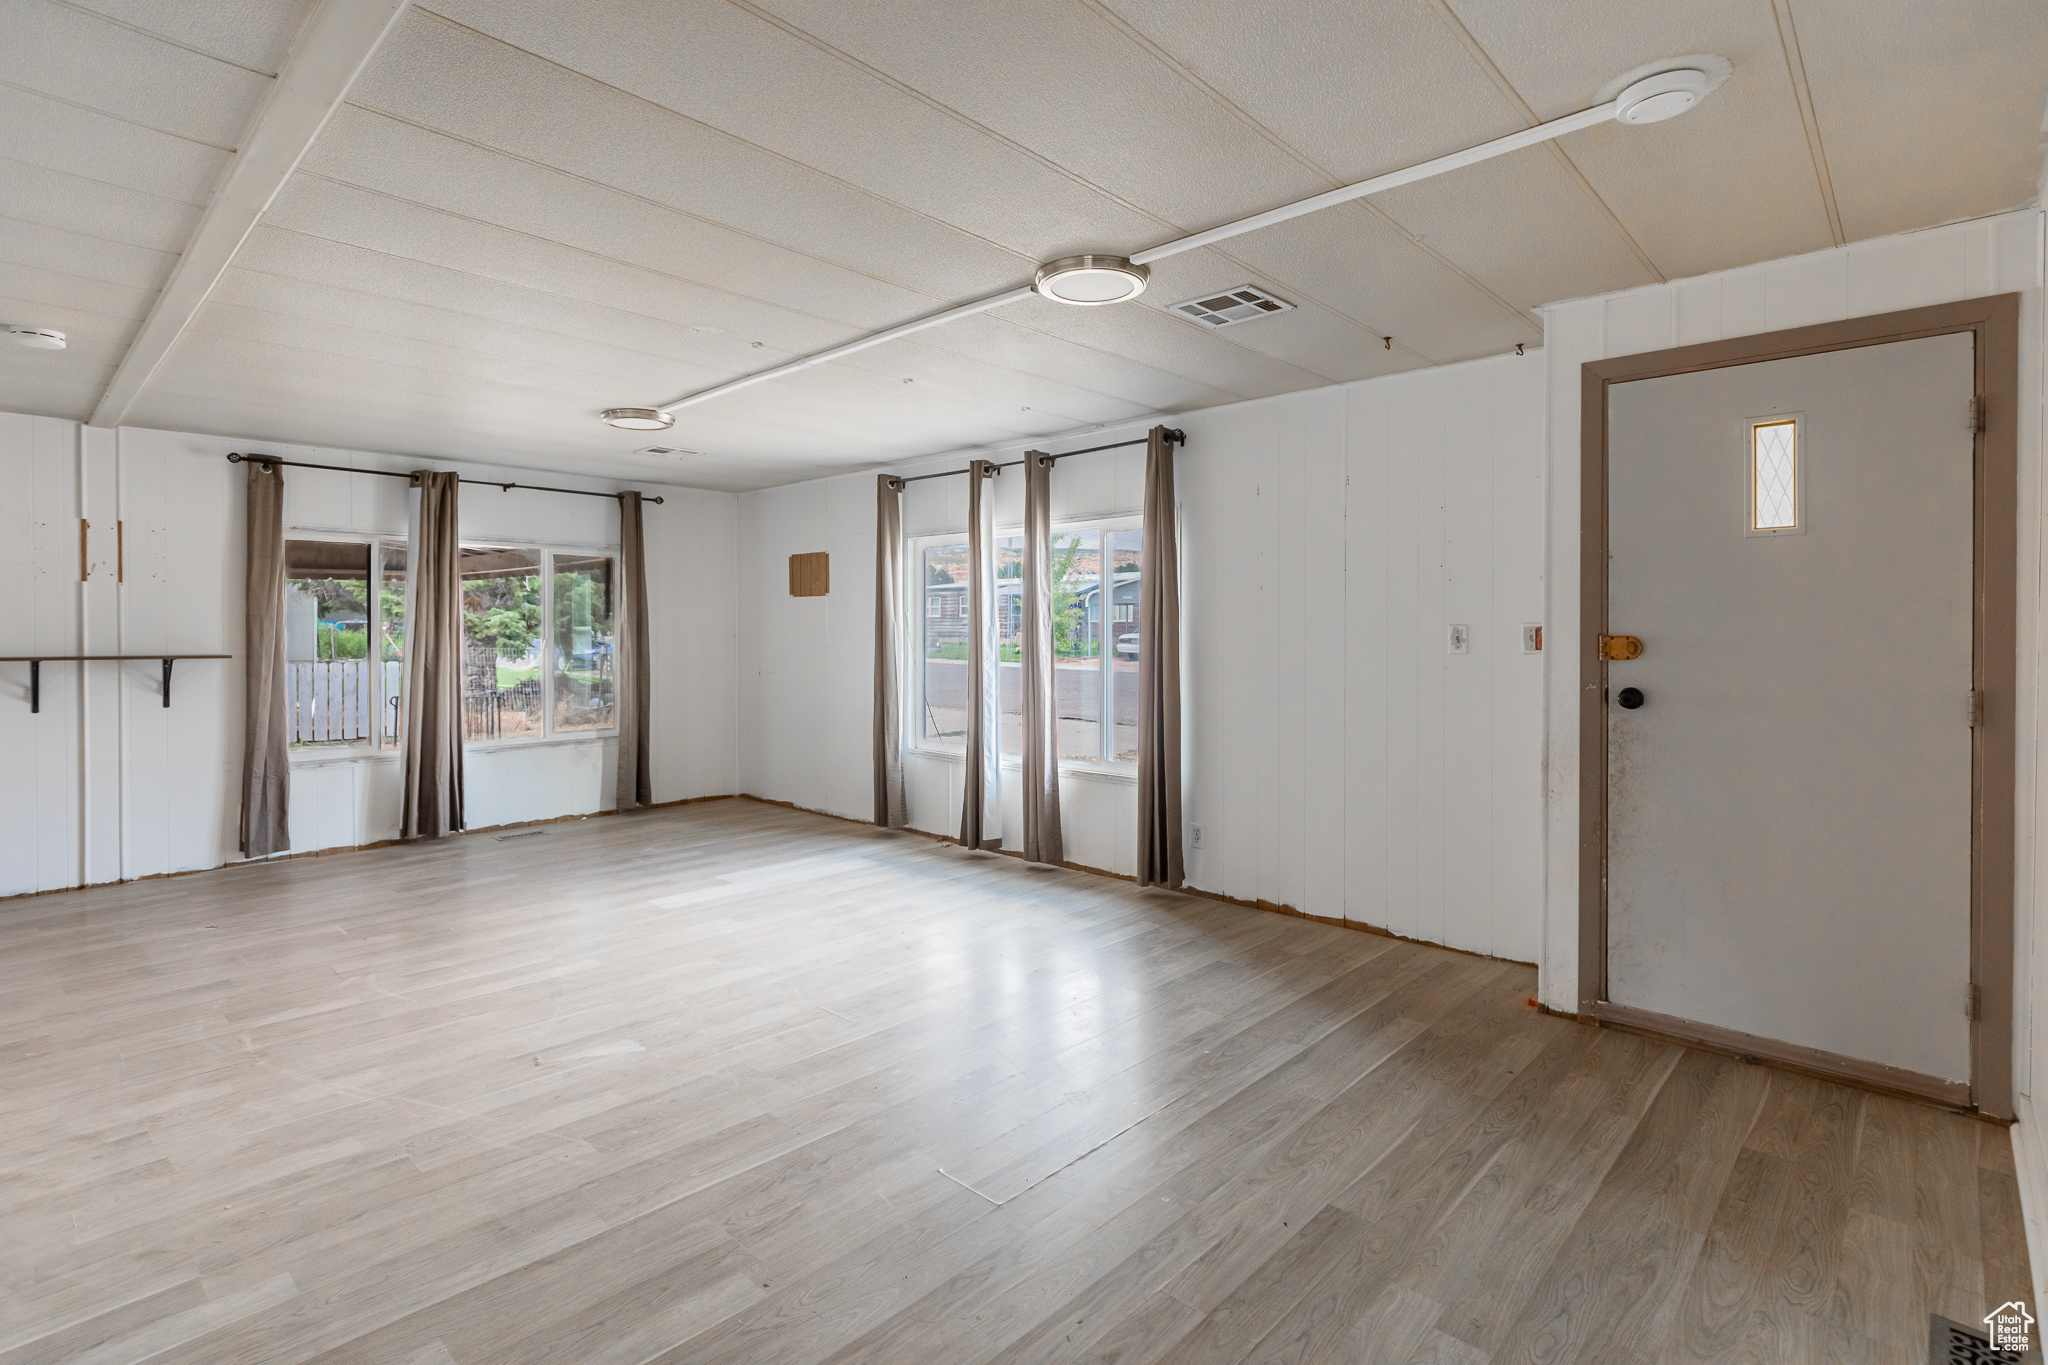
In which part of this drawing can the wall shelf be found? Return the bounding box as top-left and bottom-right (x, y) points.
(0, 656), (231, 712)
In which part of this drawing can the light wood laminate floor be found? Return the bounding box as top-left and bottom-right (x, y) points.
(1, 799), (2033, 1364)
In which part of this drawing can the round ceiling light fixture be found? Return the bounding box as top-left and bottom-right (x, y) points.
(1033, 255), (1150, 306)
(601, 407), (674, 431)
(8, 326), (66, 350)
(1614, 67), (1713, 124)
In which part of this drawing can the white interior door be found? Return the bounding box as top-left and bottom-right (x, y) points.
(1605, 332), (1976, 1083)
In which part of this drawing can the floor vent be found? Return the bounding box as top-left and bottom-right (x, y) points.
(495, 830), (549, 842)
(1168, 285), (1294, 328)
(1932, 1315), (2025, 1363)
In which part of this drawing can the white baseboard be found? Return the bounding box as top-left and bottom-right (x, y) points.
(2010, 1092), (2048, 1318)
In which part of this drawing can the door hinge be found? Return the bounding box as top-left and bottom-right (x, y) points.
(1968, 690), (1984, 727)
(1970, 395), (1986, 433)
(1968, 982), (1981, 1021)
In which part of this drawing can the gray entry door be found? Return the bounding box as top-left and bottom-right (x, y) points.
(1605, 331), (1976, 1083)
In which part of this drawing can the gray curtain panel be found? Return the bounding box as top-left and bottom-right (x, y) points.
(872, 475), (908, 828)
(239, 460), (290, 857)
(1137, 426), (1184, 888)
(1019, 452), (1063, 864)
(401, 470), (465, 840)
(959, 459), (1001, 851)
(614, 491), (653, 811)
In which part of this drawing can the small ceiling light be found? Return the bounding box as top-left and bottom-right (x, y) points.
(1614, 68), (1713, 124)
(1033, 255), (1149, 306)
(8, 326), (66, 350)
(601, 407), (673, 431)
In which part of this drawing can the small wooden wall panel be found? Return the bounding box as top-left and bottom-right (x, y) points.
(788, 552), (829, 597)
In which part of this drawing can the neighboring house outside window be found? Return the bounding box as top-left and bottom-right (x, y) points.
(913, 516), (1144, 767)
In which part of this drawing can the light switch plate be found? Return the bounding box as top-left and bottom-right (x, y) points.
(1447, 623), (1470, 654)
(1522, 624), (1543, 653)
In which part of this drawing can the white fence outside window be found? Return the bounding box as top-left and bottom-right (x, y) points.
(289, 660), (400, 745)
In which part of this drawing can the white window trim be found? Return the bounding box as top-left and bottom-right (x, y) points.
(908, 512), (1144, 774)
(284, 531), (406, 762)
(461, 544), (621, 747)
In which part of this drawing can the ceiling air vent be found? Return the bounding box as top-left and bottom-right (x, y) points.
(1169, 285), (1294, 329)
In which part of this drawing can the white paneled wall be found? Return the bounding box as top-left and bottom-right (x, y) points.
(0, 417), (738, 896)
(1180, 354), (1546, 961)
(738, 349), (1547, 961)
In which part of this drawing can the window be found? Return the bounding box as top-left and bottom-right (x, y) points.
(915, 517), (1144, 768)
(285, 538), (408, 750)
(1747, 415), (1802, 535)
(921, 543), (969, 748)
(552, 555), (615, 732)
(461, 545), (617, 743)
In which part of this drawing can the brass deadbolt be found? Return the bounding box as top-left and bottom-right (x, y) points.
(1599, 634), (1644, 661)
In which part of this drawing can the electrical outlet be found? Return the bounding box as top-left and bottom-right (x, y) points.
(1447, 623), (1470, 654)
(1190, 823), (1204, 849)
(1522, 624), (1543, 653)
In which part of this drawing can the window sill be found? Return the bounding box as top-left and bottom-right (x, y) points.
(906, 747), (1138, 784)
(289, 747), (399, 768)
(464, 732), (618, 754)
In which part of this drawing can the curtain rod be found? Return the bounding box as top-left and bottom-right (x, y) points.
(226, 453), (664, 504)
(891, 428), (1185, 487)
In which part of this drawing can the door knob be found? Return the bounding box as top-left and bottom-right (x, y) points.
(1617, 687), (1645, 710)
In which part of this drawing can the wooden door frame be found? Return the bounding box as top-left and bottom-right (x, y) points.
(1578, 293), (2020, 1119)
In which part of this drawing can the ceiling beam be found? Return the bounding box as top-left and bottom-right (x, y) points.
(88, 0), (412, 429)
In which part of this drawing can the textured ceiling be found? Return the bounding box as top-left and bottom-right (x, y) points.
(1, 0), (2043, 491)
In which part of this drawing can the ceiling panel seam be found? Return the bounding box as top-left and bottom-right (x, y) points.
(186, 301), (714, 403)
(0, 151), (214, 210)
(0, 78), (241, 154)
(0, 283), (144, 328)
(227, 246), (809, 365)
(286, 169), (956, 330)
(1770, 0), (1845, 246)
(330, 102), (1018, 304)
(1076, 0), (1544, 339)
(0, 207), (185, 260)
(718, 0), (1185, 244)
(407, 8), (1051, 270)
(1423, 0), (1665, 283)
(34, 0), (288, 78)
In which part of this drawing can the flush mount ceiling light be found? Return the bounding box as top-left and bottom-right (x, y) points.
(1033, 255), (1150, 306)
(8, 326), (66, 350)
(1614, 68), (1713, 124)
(601, 407), (673, 431)
(619, 55), (1727, 420)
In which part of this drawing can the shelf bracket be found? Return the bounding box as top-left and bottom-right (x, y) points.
(162, 657), (174, 708)
(30, 660), (38, 714)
